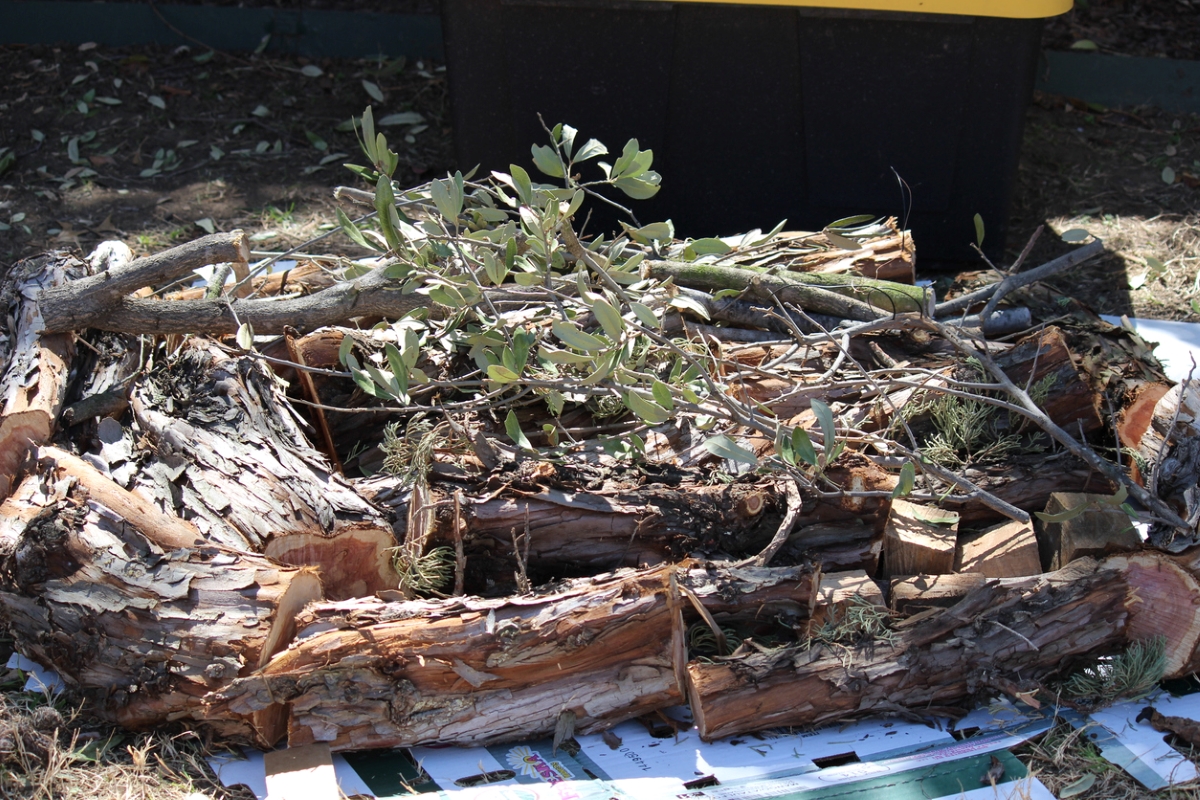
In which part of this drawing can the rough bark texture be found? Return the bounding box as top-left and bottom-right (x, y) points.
(686, 557), (1131, 740)
(0, 253), (84, 499)
(129, 340), (398, 599)
(0, 468), (323, 747)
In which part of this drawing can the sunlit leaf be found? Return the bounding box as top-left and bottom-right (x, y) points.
(552, 320), (607, 352)
(790, 428), (818, 466)
(531, 144), (564, 178)
(811, 399), (837, 461)
(590, 296), (626, 340)
(488, 364), (520, 383)
(236, 322), (254, 351)
(626, 391), (671, 425)
(892, 461), (915, 498)
(505, 409), (533, 451)
(703, 434), (759, 467)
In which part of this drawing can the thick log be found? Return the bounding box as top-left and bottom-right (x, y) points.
(210, 563), (818, 750)
(809, 570), (884, 630)
(129, 340), (398, 599)
(0, 467), (323, 747)
(945, 451), (1113, 525)
(422, 481), (784, 593)
(212, 565), (686, 750)
(686, 557), (1132, 740)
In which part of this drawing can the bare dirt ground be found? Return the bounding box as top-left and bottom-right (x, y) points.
(0, 5), (1199, 799)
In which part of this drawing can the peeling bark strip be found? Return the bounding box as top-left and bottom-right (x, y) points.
(0, 252), (86, 499)
(0, 470), (323, 747)
(129, 340), (398, 599)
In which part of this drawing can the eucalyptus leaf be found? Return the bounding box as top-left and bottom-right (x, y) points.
(703, 434), (759, 467)
(630, 301), (659, 329)
(488, 364), (520, 384)
(531, 144), (564, 178)
(1060, 228), (1091, 243)
(790, 427), (818, 466)
(552, 320), (608, 352)
(973, 213), (985, 247)
(590, 296), (626, 340)
(626, 391), (671, 425)
(573, 138), (607, 162)
(810, 399), (836, 461)
(362, 80), (384, 102)
(336, 207), (378, 251)
(236, 322), (254, 351)
(505, 409), (533, 451)
(892, 461), (915, 498)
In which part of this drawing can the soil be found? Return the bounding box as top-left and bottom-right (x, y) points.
(1043, 0), (1200, 60)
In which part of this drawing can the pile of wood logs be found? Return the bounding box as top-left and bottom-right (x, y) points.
(2, 218), (1199, 757)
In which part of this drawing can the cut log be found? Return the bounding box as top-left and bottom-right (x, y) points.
(992, 326), (1103, 435)
(954, 519), (1041, 578)
(687, 557), (1130, 740)
(1037, 492), (1142, 571)
(0, 464), (323, 747)
(883, 499), (960, 578)
(420, 480), (783, 593)
(129, 340), (398, 599)
(1135, 382), (1200, 501)
(210, 563), (818, 750)
(889, 573), (988, 615)
(945, 451), (1114, 525)
(212, 564), (687, 750)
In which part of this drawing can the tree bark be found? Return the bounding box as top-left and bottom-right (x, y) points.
(0, 468), (323, 747)
(686, 557), (1131, 740)
(128, 340), (399, 599)
(210, 562), (818, 750)
(0, 253), (85, 499)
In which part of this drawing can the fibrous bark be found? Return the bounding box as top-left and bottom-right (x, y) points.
(128, 340), (399, 599)
(0, 467), (323, 746)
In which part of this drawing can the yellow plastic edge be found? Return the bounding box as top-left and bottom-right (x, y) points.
(652, 0), (1072, 19)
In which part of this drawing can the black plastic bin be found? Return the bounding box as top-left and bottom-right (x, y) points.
(440, 0), (1070, 263)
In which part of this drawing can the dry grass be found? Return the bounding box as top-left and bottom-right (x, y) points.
(0, 678), (251, 800)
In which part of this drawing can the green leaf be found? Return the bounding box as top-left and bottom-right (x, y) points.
(361, 106), (377, 163)
(505, 409), (533, 451)
(686, 237), (732, 256)
(591, 296), (626, 340)
(538, 346), (594, 366)
(651, 380), (674, 411)
(374, 175), (401, 251)
(305, 130), (328, 151)
(668, 294), (710, 320)
(384, 343), (407, 382)
(1070, 39), (1099, 51)
(826, 214), (875, 229)
(378, 112), (423, 126)
(236, 322), (254, 351)
(337, 207), (379, 251)
(611, 138), (639, 177)
(824, 230), (862, 250)
(574, 138), (607, 162)
(911, 506), (959, 526)
(147, 95), (166, 110)
(973, 213), (985, 248)
(431, 177), (463, 221)
(552, 320), (608, 352)
(509, 164), (534, 206)
(1162, 166), (1177, 185)
(250, 103), (269, 117)
(615, 172), (662, 200)
(488, 364), (520, 384)
(362, 80), (384, 102)
(626, 391), (671, 425)
(1035, 503), (1089, 524)
(300, 64), (323, 77)
(790, 428), (818, 466)
(1060, 228), (1091, 243)
(892, 461), (915, 498)
(630, 302), (659, 329)
(703, 434), (759, 468)
(1059, 774), (1096, 798)
(338, 333), (355, 366)
(531, 144), (564, 178)
(810, 399), (837, 461)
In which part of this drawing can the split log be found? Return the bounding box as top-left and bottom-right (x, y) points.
(0, 253), (86, 499)
(1037, 492), (1142, 571)
(809, 570), (884, 629)
(882, 499), (959, 578)
(0, 468), (323, 746)
(954, 519), (1041, 578)
(129, 340), (398, 599)
(211, 563), (818, 750)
